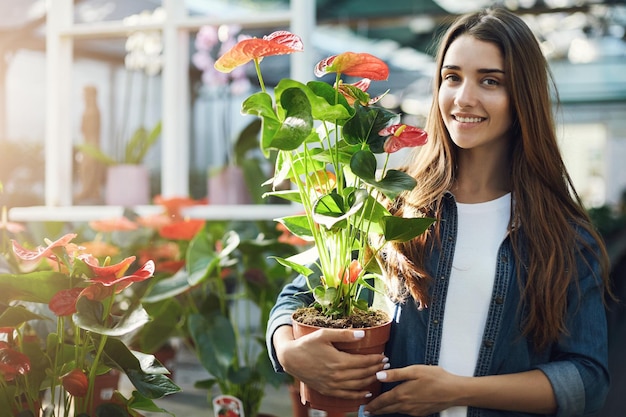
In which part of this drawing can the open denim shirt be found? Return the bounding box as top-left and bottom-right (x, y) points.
(267, 192), (610, 417)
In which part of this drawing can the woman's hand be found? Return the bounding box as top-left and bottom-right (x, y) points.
(272, 325), (389, 401)
(362, 366), (557, 416)
(363, 365), (460, 416)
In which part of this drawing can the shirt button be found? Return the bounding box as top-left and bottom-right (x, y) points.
(483, 340), (494, 348)
(432, 319), (439, 325)
(495, 296), (504, 304)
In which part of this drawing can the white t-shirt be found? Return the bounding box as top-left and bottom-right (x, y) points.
(439, 193), (511, 417)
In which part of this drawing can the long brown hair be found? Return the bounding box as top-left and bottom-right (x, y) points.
(382, 7), (611, 350)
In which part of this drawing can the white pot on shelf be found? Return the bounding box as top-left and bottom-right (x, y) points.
(207, 165), (252, 205)
(105, 164), (150, 206)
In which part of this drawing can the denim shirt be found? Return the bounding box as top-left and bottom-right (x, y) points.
(266, 193), (610, 417)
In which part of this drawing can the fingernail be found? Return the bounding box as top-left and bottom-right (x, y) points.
(353, 330), (365, 339)
(382, 356), (389, 363)
(365, 392), (373, 398)
(376, 371), (387, 380)
(383, 363), (390, 370)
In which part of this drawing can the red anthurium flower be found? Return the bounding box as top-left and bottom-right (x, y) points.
(79, 283), (114, 301)
(0, 344), (31, 381)
(89, 217), (138, 232)
(11, 233), (77, 264)
(314, 52), (389, 80)
(61, 369), (89, 397)
(87, 260), (155, 292)
(159, 219), (205, 241)
(380, 124), (428, 153)
(214, 30), (303, 73)
(153, 195), (205, 220)
(339, 260), (363, 284)
(49, 287), (84, 317)
(79, 254), (135, 278)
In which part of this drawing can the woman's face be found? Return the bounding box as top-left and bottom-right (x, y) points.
(438, 34), (512, 153)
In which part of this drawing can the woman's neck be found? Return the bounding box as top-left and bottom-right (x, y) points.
(452, 148), (511, 203)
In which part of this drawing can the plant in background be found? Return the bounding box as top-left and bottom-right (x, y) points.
(214, 31), (435, 323)
(0, 233), (180, 417)
(141, 220), (301, 417)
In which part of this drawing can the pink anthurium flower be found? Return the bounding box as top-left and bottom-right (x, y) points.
(214, 30), (303, 73)
(11, 233), (77, 264)
(380, 124), (429, 153)
(314, 52), (389, 80)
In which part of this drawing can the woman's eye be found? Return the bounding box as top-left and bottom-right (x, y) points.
(483, 78), (499, 86)
(443, 74), (460, 82)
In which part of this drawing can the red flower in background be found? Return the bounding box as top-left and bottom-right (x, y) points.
(61, 369), (89, 397)
(153, 195), (206, 220)
(159, 219), (205, 241)
(89, 217), (138, 232)
(0, 341), (31, 381)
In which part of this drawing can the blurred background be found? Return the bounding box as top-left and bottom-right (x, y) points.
(0, 1), (624, 415)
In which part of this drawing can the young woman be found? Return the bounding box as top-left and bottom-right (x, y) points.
(266, 7), (612, 417)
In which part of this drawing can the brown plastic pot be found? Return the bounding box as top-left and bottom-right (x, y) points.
(291, 315), (391, 413)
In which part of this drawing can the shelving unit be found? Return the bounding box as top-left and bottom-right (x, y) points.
(10, 0), (314, 222)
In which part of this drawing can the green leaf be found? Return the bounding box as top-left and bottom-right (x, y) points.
(138, 299), (183, 352)
(141, 268), (192, 303)
(350, 151), (417, 199)
(0, 305), (49, 328)
(102, 338), (181, 399)
(0, 271), (73, 304)
(343, 103), (396, 147)
(262, 189), (302, 203)
(73, 298), (150, 337)
(269, 88), (314, 151)
(188, 312), (236, 381)
(241, 92), (281, 157)
(270, 256), (314, 277)
(277, 215), (314, 238)
(383, 216), (436, 242)
(127, 391), (175, 415)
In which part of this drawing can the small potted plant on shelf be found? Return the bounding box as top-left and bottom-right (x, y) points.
(75, 121), (162, 206)
(0, 232), (181, 417)
(214, 31), (435, 412)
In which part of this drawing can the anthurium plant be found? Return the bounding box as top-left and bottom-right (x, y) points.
(0, 233), (180, 417)
(214, 31), (435, 321)
(141, 220), (300, 417)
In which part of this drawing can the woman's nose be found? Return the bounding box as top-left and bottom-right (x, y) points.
(454, 81), (477, 108)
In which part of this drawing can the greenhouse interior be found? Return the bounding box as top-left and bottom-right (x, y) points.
(1, 0), (625, 416)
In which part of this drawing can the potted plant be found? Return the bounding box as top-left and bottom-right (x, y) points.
(140, 219), (300, 417)
(75, 121), (162, 206)
(214, 31), (435, 412)
(0, 232), (181, 416)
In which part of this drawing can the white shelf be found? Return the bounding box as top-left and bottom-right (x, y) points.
(8, 204), (301, 223)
